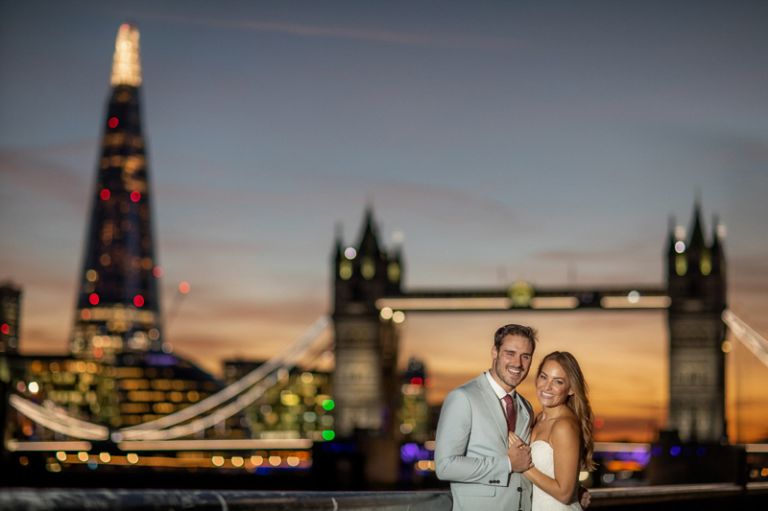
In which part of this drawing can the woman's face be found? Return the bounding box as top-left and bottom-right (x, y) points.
(536, 359), (573, 408)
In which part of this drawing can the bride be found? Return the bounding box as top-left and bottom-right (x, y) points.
(510, 351), (595, 510)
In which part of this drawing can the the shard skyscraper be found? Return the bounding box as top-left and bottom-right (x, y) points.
(70, 24), (162, 361)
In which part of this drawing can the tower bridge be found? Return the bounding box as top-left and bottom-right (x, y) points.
(332, 202), (729, 444)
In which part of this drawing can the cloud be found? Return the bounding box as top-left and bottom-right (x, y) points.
(133, 13), (516, 51)
(160, 235), (270, 255)
(0, 254), (75, 291)
(0, 144), (93, 210)
(705, 134), (768, 172)
(533, 239), (656, 264)
(184, 296), (325, 323)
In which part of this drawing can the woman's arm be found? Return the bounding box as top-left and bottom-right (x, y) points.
(522, 419), (581, 504)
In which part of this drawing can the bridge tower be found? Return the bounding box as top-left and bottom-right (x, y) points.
(666, 202), (727, 442)
(332, 208), (403, 438)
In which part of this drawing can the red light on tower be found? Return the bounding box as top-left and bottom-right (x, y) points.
(88, 293), (100, 305)
(409, 376), (424, 386)
(130, 191), (141, 202)
(100, 189), (111, 201)
(178, 281), (191, 294)
(108, 117), (119, 129)
(133, 295), (145, 307)
(0, 323), (9, 335)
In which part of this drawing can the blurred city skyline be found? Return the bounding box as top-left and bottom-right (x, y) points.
(1, 0), (767, 442)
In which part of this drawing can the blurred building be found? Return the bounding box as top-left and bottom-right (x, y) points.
(10, 355), (113, 433)
(665, 203), (727, 442)
(223, 360), (334, 441)
(398, 357), (430, 442)
(111, 352), (230, 432)
(69, 24), (163, 362)
(4, 25), (248, 452)
(0, 282), (21, 355)
(6, 352), (242, 439)
(332, 208), (404, 438)
(0, 282), (20, 458)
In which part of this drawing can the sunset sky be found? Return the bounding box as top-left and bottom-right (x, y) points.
(1, 0), (767, 442)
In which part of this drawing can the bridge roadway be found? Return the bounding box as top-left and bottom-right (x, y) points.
(2, 483), (767, 510)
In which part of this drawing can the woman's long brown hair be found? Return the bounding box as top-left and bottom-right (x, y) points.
(538, 351), (596, 471)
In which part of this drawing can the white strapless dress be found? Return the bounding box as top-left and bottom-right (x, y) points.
(530, 440), (582, 511)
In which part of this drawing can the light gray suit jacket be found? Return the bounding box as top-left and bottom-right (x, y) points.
(435, 374), (534, 511)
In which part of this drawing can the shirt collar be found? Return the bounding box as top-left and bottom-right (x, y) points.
(485, 370), (516, 400)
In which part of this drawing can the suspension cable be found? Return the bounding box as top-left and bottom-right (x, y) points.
(10, 316), (329, 442)
(9, 395), (109, 440)
(723, 309), (768, 368)
(117, 316), (329, 436)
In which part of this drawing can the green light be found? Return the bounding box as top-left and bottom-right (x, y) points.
(322, 430), (335, 441)
(322, 399), (335, 411)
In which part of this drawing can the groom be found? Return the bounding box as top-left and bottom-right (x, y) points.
(435, 323), (537, 511)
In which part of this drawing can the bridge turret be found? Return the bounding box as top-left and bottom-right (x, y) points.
(666, 201), (728, 443)
(333, 207), (394, 314)
(358, 206), (383, 260)
(687, 200), (706, 251)
(710, 216), (725, 278)
(332, 208), (402, 440)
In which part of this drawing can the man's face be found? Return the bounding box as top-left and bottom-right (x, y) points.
(490, 334), (533, 393)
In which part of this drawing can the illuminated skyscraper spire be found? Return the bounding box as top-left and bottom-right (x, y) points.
(71, 24), (162, 360)
(110, 24), (142, 87)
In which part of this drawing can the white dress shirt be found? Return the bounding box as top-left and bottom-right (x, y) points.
(485, 370), (517, 472)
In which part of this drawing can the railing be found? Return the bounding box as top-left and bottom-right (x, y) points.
(2, 484), (767, 511)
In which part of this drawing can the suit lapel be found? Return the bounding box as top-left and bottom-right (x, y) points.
(514, 393), (533, 442)
(474, 374), (508, 442)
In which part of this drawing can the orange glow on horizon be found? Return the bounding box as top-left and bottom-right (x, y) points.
(15, 299), (768, 443)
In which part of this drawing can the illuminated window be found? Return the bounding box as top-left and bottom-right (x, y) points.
(361, 258), (375, 280)
(675, 254), (687, 276)
(339, 260), (353, 280)
(387, 262), (400, 283)
(700, 250), (712, 276)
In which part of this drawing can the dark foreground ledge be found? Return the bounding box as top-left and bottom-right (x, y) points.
(1, 484), (767, 511)
(0, 490), (448, 511)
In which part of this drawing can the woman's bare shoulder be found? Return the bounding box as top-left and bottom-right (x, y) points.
(549, 413), (580, 445)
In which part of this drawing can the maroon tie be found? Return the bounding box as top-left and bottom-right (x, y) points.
(503, 394), (517, 433)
